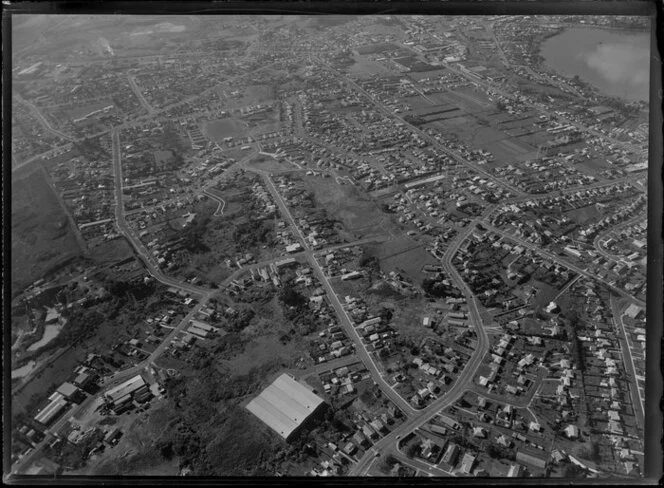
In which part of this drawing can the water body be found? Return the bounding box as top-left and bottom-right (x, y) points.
(541, 27), (649, 102)
(11, 360), (36, 379)
(27, 322), (64, 352)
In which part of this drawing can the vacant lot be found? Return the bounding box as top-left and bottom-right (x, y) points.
(565, 205), (602, 225)
(202, 118), (244, 142)
(348, 55), (392, 78)
(302, 175), (399, 240)
(89, 237), (135, 265)
(246, 155), (296, 173)
(12, 169), (82, 295)
(61, 100), (115, 120)
(364, 236), (438, 284)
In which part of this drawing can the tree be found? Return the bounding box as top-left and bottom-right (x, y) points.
(379, 306), (393, 323)
(564, 463), (583, 478)
(405, 442), (421, 459)
(359, 252), (380, 272)
(486, 445), (500, 459)
(278, 284), (306, 308)
(380, 454), (398, 472)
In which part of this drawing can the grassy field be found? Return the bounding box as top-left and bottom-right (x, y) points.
(202, 118), (244, 142)
(565, 205), (602, 225)
(218, 296), (307, 375)
(12, 347), (83, 417)
(388, 296), (438, 344)
(246, 156), (296, 173)
(221, 334), (301, 377)
(363, 236), (438, 284)
(577, 157), (613, 173)
(12, 169), (82, 295)
(450, 85), (494, 108)
(302, 175), (399, 240)
(61, 100), (115, 120)
(88, 237), (135, 265)
(348, 55), (392, 78)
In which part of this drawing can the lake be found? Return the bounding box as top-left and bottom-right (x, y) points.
(540, 27), (649, 103)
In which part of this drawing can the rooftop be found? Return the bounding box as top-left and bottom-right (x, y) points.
(246, 373), (325, 440)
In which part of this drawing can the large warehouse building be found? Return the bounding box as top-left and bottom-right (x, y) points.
(34, 392), (69, 427)
(104, 374), (147, 412)
(246, 374), (326, 441)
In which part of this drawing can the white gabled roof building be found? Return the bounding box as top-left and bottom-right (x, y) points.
(246, 374), (326, 441)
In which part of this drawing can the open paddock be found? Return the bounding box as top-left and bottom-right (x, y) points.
(407, 68), (450, 81)
(348, 55), (394, 78)
(364, 236), (438, 284)
(479, 136), (536, 163)
(301, 175), (400, 239)
(203, 118), (245, 142)
(444, 86), (494, 112)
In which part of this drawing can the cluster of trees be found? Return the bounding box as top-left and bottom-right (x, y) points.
(403, 114), (426, 126)
(486, 444), (516, 461)
(154, 416), (203, 470)
(379, 453), (399, 473)
(232, 219), (272, 251)
(209, 334), (247, 362)
(105, 276), (155, 301)
(73, 138), (109, 160)
(566, 311), (587, 373)
(421, 275), (463, 299)
(278, 283), (307, 308)
(405, 441), (421, 458)
(182, 215), (211, 253)
(277, 283), (321, 339)
(45, 429), (106, 471)
(358, 250), (380, 273)
(227, 308), (255, 333)
(235, 284), (276, 304)
(153, 361), (296, 475)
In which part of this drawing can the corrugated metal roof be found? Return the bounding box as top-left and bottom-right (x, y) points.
(246, 374), (324, 440)
(35, 398), (68, 425)
(106, 375), (145, 403)
(57, 382), (79, 398)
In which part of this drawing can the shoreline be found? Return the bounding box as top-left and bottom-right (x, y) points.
(533, 24), (648, 105)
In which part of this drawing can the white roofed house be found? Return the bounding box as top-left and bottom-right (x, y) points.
(563, 424), (579, 439)
(472, 426), (487, 438)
